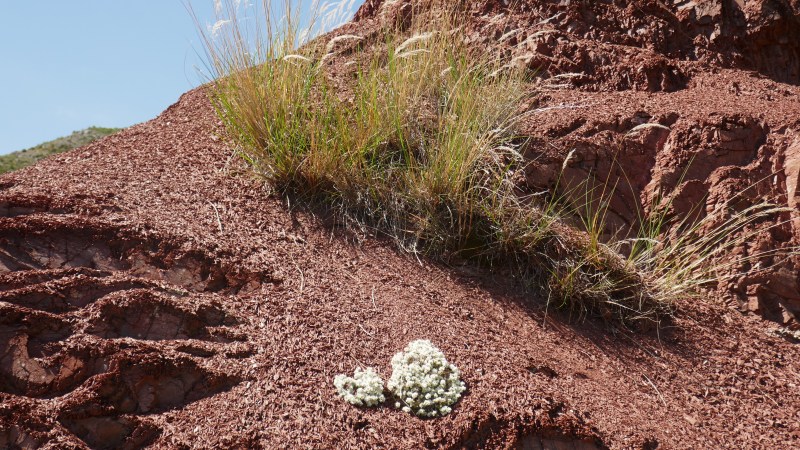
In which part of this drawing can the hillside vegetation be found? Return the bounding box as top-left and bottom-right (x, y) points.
(200, 1), (794, 327)
(0, 127), (120, 174)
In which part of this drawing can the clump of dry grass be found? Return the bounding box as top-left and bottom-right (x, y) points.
(627, 185), (795, 307)
(194, 0), (795, 328)
(549, 171), (797, 323)
(195, 0), (534, 257)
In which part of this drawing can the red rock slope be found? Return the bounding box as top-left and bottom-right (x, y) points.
(2, 1), (800, 448)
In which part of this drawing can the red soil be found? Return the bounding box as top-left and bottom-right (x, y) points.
(2, 1), (800, 448)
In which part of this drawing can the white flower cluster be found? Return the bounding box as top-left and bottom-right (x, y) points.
(387, 339), (466, 417)
(333, 367), (386, 407)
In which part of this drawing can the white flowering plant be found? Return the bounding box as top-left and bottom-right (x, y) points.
(333, 367), (386, 407)
(388, 339), (466, 418)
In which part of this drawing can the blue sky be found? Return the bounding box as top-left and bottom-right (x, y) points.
(0, 1), (362, 154)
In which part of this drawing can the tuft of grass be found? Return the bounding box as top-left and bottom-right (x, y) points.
(195, 0), (796, 327)
(196, 0), (534, 259)
(551, 169), (797, 323)
(627, 183), (795, 307)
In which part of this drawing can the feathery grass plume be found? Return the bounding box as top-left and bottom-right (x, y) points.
(394, 48), (431, 59)
(394, 32), (435, 55)
(325, 33), (363, 52)
(282, 53), (313, 63)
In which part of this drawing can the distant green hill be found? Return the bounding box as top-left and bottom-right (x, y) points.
(0, 127), (121, 174)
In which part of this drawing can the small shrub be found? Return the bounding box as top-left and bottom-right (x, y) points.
(333, 367), (386, 407)
(388, 340), (465, 417)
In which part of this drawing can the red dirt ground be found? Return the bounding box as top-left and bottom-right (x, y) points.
(2, 1), (800, 448)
